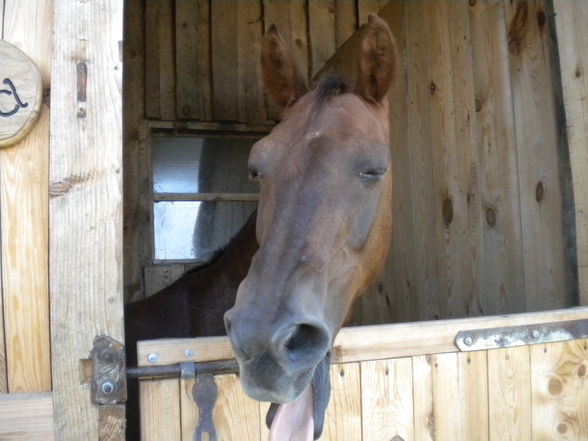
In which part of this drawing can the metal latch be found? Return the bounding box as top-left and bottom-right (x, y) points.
(90, 335), (127, 404)
(455, 318), (588, 351)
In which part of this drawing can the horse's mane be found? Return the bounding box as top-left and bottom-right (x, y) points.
(313, 73), (351, 108)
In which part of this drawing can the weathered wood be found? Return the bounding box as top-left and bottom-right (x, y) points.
(309, 0), (336, 77)
(0, 392), (54, 441)
(488, 346), (531, 441)
(1, 0), (51, 394)
(140, 379), (181, 441)
(358, 0), (388, 25)
(458, 350), (489, 441)
(412, 355), (434, 441)
(322, 363), (362, 441)
(180, 378), (198, 441)
(334, 0), (357, 48)
(144, 263), (186, 298)
(175, 0), (211, 121)
(469, 0), (526, 315)
(138, 306), (588, 366)
(49, 0), (124, 439)
(553, 0), (588, 305)
(361, 358), (413, 441)
(99, 405), (125, 441)
(505, 0), (568, 311)
(530, 339), (588, 440)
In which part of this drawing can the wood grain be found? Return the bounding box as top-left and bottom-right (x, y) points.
(505, 0), (568, 311)
(553, 0), (588, 305)
(334, 0), (357, 47)
(358, 0), (388, 24)
(140, 379), (181, 441)
(49, 0), (124, 439)
(458, 350), (489, 441)
(309, 0), (336, 77)
(0, 392), (54, 441)
(488, 346), (532, 441)
(361, 358), (413, 441)
(322, 363), (362, 441)
(180, 378), (198, 441)
(530, 338), (588, 440)
(1, 0), (52, 394)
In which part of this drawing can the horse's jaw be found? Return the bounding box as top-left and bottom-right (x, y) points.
(266, 354), (331, 440)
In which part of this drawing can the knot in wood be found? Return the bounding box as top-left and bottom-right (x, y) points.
(536, 9), (546, 29)
(535, 181), (544, 202)
(485, 207), (496, 227)
(442, 197), (453, 226)
(429, 81), (437, 95)
(508, 1), (529, 56)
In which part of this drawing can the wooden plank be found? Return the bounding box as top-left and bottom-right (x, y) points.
(144, 264), (186, 297)
(1, 0), (52, 394)
(412, 355), (434, 441)
(361, 358), (413, 441)
(530, 339), (588, 440)
(404, 0), (440, 321)
(309, 0), (336, 76)
(334, 0), (357, 47)
(99, 405), (125, 441)
(144, 0), (176, 120)
(469, 0), (526, 315)
(138, 306), (588, 365)
(175, 0), (211, 120)
(211, 1), (238, 121)
(488, 346), (532, 441)
(0, 392), (54, 441)
(458, 350), (489, 441)
(180, 378), (198, 441)
(140, 379), (181, 441)
(504, 0), (569, 311)
(49, 0), (124, 439)
(0, 0), (5, 395)
(322, 363), (361, 441)
(123, 0), (148, 302)
(237, 0), (266, 124)
(264, 0), (308, 120)
(553, 0), (588, 305)
(213, 374), (261, 441)
(358, 0), (388, 25)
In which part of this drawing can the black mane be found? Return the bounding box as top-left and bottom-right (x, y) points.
(313, 73), (351, 108)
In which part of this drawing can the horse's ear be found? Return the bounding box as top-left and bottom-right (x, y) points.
(356, 14), (398, 104)
(261, 25), (308, 112)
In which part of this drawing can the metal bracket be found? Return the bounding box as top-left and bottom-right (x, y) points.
(455, 318), (588, 351)
(90, 335), (127, 405)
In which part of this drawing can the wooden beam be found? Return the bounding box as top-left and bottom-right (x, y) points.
(1, 0), (52, 393)
(0, 0), (5, 396)
(49, 0), (124, 439)
(137, 306), (588, 366)
(0, 393), (54, 441)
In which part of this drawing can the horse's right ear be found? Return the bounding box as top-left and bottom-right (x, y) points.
(261, 25), (308, 112)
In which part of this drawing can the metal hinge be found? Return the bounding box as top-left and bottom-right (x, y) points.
(90, 335), (127, 405)
(455, 318), (588, 351)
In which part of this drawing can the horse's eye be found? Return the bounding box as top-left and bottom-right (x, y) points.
(359, 167), (386, 181)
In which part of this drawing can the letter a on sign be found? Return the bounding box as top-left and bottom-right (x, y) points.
(0, 40), (43, 148)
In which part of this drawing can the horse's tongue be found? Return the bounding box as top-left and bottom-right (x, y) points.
(268, 386), (314, 441)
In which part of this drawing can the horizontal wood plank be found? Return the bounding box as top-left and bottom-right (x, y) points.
(0, 393), (54, 441)
(138, 307), (588, 366)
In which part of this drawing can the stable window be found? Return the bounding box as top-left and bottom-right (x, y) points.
(151, 134), (259, 263)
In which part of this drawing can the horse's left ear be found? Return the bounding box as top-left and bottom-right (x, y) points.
(356, 14), (398, 104)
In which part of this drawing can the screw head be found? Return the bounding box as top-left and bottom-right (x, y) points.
(464, 336), (473, 346)
(532, 329), (540, 339)
(147, 353), (159, 363)
(184, 349), (194, 358)
(101, 381), (115, 395)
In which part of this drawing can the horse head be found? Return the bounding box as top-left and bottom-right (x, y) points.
(224, 14), (398, 440)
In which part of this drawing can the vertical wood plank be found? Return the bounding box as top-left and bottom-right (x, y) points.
(144, 0), (176, 120)
(175, 0), (211, 121)
(530, 339), (588, 440)
(50, 0), (124, 439)
(322, 363), (362, 441)
(412, 355), (434, 441)
(309, 0), (336, 77)
(404, 0), (440, 321)
(140, 379), (181, 441)
(358, 0), (388, 24)
(504, 0), (569, 311)
(1, 0), (52, 393)
(211, 1), (238, 121)
(361, 358), (413, 441)
(180, 378), (198, 441)
(334, 0), (357, 47)
(237, 0), (266, 124)
(0, 393), (55, 441)
(144, 264), (186, 297)
(264, 0), (308, 120)
(213, 374), (261, 441)
(553, 0), (588, 305)
(469, 0), (526, 315)
(488, 346), (532, 441)
(0, 0), (4, 395)
(432, 353), (462, 441)
(458, 351), (489, 441)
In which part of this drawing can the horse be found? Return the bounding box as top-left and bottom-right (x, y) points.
(124, 212), (258, 441)
(224, 14), (398, 441)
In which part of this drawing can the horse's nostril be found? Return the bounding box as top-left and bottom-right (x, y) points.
(282, 324), (329, 365)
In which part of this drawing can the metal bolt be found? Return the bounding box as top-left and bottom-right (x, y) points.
(101, 381), (114, 395)
(464, 336), (473, 346)
(147, 353), (159, 363)
(531, 329), (540, 339)
(184, 349), (194, 358)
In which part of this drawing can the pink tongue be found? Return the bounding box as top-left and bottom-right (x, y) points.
(268, 386), (314, 441)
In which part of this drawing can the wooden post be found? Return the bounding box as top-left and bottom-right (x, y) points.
(0, 0), (52, 394)
(50, 1), (124, 440)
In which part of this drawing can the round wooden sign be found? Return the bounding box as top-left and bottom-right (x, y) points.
(0, 40), (43, 148)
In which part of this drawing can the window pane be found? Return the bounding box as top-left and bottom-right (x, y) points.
(154, 201), (257, 261)
(152, 136), (259, 194)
